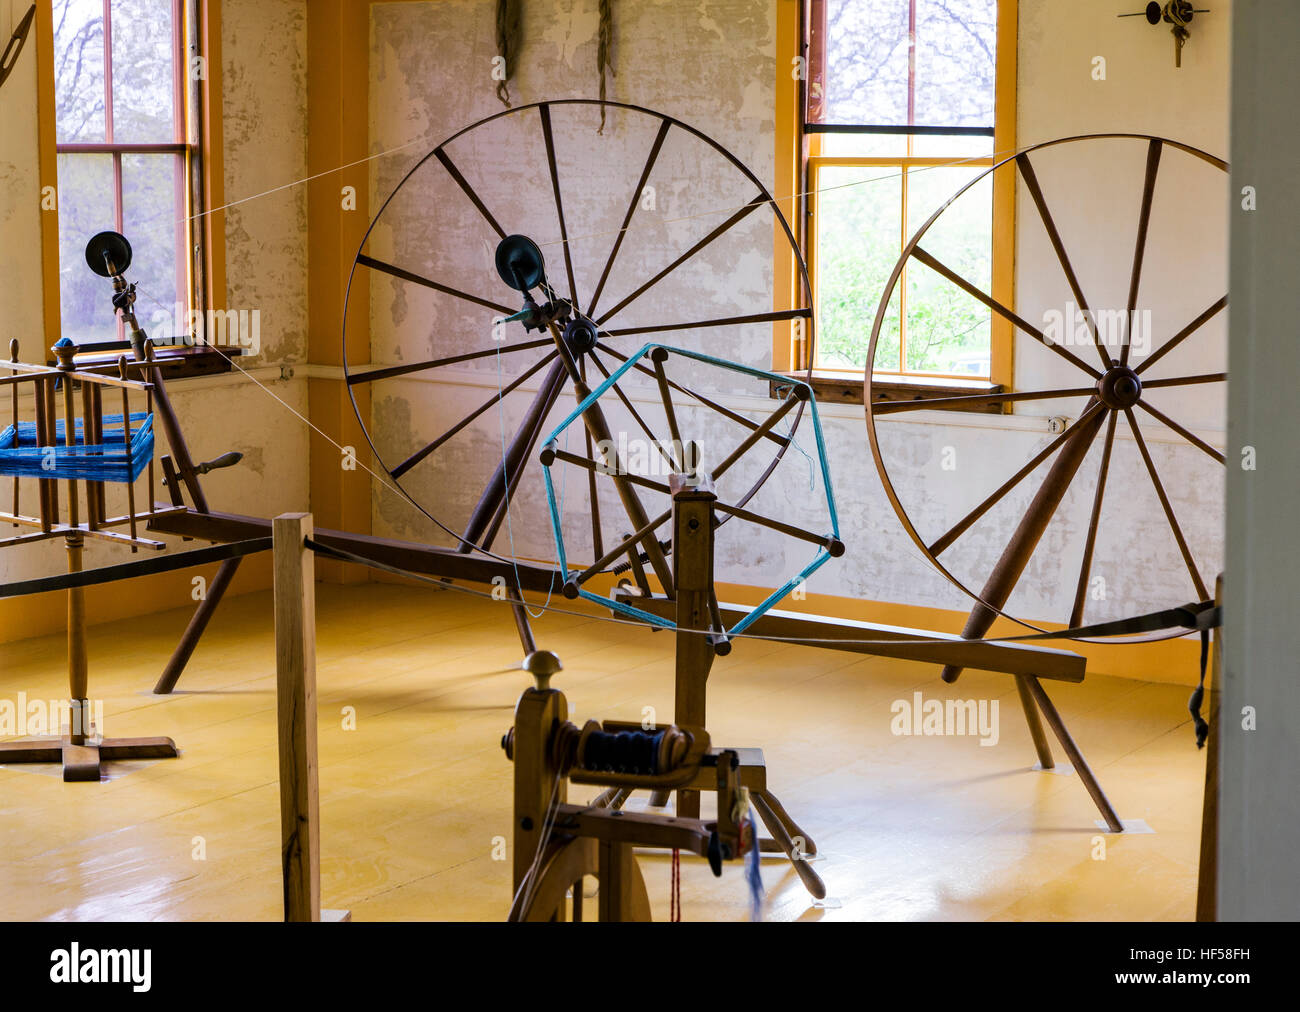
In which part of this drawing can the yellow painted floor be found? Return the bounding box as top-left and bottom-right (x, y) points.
(0, 582), (1208, 921)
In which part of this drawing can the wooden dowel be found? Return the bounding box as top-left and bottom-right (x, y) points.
(119, 358), (137, 550)
(9, 339), (18, 527)
(81, 377), (98, 529)
(274, 512), (321, 923)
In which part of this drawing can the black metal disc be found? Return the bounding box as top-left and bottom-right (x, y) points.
(85, 231), (132, 277)
(495, 235), (546, 292)
(1146, 1), (1162, 25)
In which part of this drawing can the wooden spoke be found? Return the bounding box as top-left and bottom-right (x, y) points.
(711, 394), (799, 481)
(547, 447), (672, 497)
(1069, 411), (1117, 627)
(594, 195), (767, 326)
(603, 308), (812, 339)
(1134, 399), (1226, 465)
(580, 357), (604, 558)
(588, 351), (679, 472)
(1140, 372), (1225, 390)
(348, 335), (552, 385)
(538, 105), (580, 311)
(434, 147), (506, 240)
(356, 254), (515, 317)
(391, 351), (558, 479)
(572, 507), (673, 587)
(873, 385), (1095, 415)
(928, 402), (1106, 557)
(712, 500), (835, 551)
(588, 119), (671, 319)
(1124, 408), (1209, 600)
(1017, 153), (1111, 370)
(595, 342), (789, 450)
(911, 246), (1103, 379)
(1122, 139), (1163, 366)
(1135, 296), (1227, 375)
(652, 356), (684, 470)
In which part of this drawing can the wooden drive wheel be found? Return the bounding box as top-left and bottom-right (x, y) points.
(343, 100), (812, 618)
(508, 836), (653, 922)
(866, 134), (1227, 678)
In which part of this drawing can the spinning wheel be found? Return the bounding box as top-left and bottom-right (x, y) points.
(343, 100), (812, 611)
(866, 134), (1227, 680)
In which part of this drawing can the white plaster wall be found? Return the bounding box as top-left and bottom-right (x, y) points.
(362, 0), (1229, 632)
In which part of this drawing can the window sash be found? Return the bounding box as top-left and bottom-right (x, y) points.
(54, 0), (197, 345)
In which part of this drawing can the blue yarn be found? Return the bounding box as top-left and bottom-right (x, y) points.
(540, 344), (841, 636)
(0, 413), (153, 483)
(745, 808), (764, 921)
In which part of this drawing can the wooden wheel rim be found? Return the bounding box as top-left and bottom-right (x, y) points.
(864, 133), (1227, 635)
(342, 99), (814, 569)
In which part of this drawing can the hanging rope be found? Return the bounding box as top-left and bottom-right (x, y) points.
(596, 0), (615, 133)
(495, 0), (522, 107)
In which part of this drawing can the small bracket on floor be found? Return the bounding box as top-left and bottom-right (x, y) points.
(1095, 818), (1154, 834)
(1033, 761), (1075, 775)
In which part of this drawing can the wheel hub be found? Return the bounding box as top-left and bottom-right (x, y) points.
(1097, 364), (1142, 409)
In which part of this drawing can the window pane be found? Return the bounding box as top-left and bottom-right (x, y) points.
(818, 132), (910, 158)
(913, 0), (997, 129)
(820, 0), (911, 125)
(111, 0), (179, 144)
(121, 153), (186, 338)
(57, 153), (118, 344)
(54, 0), (107, 143)
(909, 133), (994, 158)
(904, 167), (992, 374)
(814, 167), (903, 371)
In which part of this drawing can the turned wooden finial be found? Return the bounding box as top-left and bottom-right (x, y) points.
(8, 338), (17, 362)
(117, 355), (131, 381)
(52, 336), (77, 371)
(522, 650), (562, 691)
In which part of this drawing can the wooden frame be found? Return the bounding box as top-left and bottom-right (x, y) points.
(778, 0), (1016, 391)
(37, 0), (223, 350)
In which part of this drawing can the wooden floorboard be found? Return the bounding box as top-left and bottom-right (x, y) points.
(0, 582), (1208, 921)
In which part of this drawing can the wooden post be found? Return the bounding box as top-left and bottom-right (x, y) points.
(671, 475), (717, 820)
(274, 512), (321, 923)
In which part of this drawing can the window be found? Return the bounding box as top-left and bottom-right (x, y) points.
(52, 0), (202, 345)
(802, 0), (1013, 387)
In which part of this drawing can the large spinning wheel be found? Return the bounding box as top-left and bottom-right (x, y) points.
(343, 100), (812, 606)
(866, 134), (1227, 677)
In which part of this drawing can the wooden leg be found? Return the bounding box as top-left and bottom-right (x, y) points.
(1022, 675), (1123, 832)
(751, 792), (826, 900)
(753, 788), (818, 856)
(1015, 674), (1055, 769)
(153, 556), (242, 694)
(597, 840), (652, 921)
(507, 591), (536, 657)
(940, 407), (1105, 683)
(66, 535), (88, 746)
